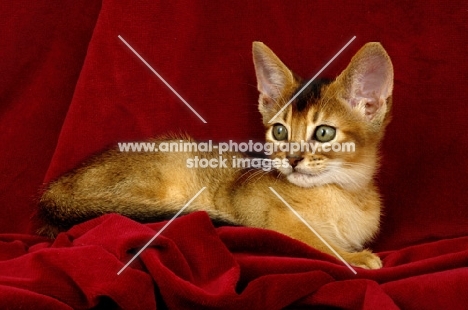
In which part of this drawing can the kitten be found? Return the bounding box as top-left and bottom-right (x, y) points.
(38, 42), (393, 269)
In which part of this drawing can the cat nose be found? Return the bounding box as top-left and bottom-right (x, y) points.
(287, 155), (303, 168)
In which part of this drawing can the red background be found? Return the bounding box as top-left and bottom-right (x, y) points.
(1, 1), (467, 309)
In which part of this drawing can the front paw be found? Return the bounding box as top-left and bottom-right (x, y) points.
(343, 249), (382, 269)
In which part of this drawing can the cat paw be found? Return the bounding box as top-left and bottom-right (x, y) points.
(343, 249), (382, 270)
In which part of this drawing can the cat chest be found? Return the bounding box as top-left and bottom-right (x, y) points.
(286, 189), (380, 251)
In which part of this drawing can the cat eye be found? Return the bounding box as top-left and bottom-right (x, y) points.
(272, 124), (288, 141)
(314, 125), (336, 142)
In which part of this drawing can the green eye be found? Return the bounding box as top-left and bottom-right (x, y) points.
(314, 125), (336, 142)
(272, 124), (288, 141)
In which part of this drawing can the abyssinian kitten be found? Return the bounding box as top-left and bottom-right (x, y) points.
(39, 42), (393, 269)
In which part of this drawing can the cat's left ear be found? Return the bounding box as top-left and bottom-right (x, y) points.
(336, 42), (393, 123)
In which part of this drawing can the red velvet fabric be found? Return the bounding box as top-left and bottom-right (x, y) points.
(1, 1), (467, 309)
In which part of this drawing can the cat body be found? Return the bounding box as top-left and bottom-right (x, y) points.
(39, 42), (393, 269)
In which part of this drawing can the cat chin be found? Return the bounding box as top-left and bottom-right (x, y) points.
(286, 171), (331, 188)
(286, 170), (371, 190)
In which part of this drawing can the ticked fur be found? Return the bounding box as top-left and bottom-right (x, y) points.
(39, 42), (393, 269)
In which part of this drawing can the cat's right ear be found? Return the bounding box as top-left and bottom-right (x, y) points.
(252, 42), (297, 121)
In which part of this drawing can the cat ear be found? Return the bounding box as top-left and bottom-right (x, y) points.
(252, 42), (297, 118)
(336, 42), (394, 122)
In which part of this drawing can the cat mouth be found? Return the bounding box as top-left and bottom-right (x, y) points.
(291, 166), (328, 177)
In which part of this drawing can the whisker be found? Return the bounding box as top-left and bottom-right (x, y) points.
(234, 167), (257, 183)
(243, 169), (270, 185)
(331, 169), (361, 188)
(340, 162), (374, 170)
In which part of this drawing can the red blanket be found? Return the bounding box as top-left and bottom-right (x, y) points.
(1, 1), (467, 309)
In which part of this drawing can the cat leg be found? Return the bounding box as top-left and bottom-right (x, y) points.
(268, 211), (382, 269)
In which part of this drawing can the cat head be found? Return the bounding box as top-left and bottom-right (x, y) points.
(252, 42), (393, 190)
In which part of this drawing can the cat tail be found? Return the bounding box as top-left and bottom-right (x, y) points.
(37, 183), (238, 238)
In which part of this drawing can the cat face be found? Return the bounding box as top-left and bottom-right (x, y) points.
(253, 42), (393, 190)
